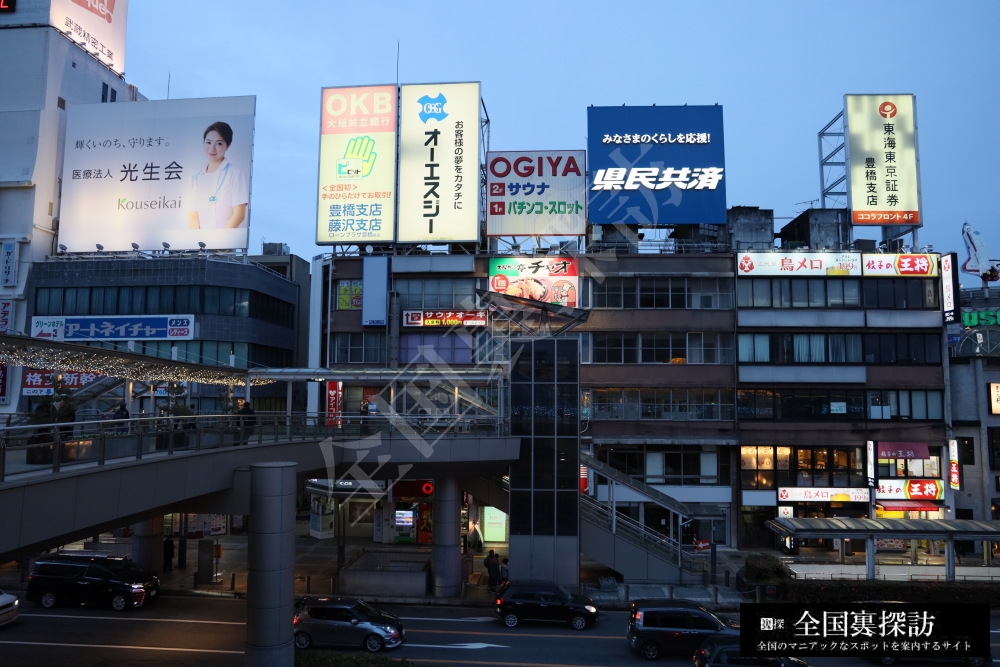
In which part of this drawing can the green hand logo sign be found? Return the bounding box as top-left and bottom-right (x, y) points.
(343, 136), (377, 178)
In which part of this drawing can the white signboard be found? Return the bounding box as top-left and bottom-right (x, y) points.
(59, 96), (256, 252)
(846, 94), (921, 226)
(736, 252), (862, 276)
(486, 150), (586, 237)
(0, 0), (130, 74)
(398, 83), (480, 243)
(861, 253), (938, 277)
(777, 487), (869, 503)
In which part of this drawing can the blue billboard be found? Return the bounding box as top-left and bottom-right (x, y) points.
(586, 105), (727, 225)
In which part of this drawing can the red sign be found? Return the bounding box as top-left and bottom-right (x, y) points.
(694, 539), (710, 551)
(402, 310), (488, 327)
(905, 479), (942, 500)
(326, 381), (342, 427)
(949, 461), (961, 489)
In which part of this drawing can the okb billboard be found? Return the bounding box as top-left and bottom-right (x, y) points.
(59, 96), (255, 252)
(587, 105), (726, 225)
(317, 85), (397, 245)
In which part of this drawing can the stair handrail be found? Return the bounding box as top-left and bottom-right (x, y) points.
(580, 451), (694, 517)
(579, 494), (706, 574)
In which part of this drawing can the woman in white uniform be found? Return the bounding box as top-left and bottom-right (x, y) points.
(186, 121), (249, 229)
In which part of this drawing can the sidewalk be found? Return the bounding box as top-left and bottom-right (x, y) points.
(0, 522), (749, 612)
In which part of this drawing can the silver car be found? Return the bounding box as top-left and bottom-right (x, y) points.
(293, 596), (404, 652)
(0, 589), (19, 628)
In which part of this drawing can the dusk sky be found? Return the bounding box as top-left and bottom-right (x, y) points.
(125, 1), (999, 281)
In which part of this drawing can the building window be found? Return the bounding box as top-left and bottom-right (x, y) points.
(590, 277), (732, 310)
(741, 445), (776, 489)
(989, 428), (1000, 470)
(592, 387), (734, 421)
(335, 280), (362, 310)
(592, 332), (638, 363)
(738, 333), (864, 364)
(866, 390), (943, 420)
(878, 454), (942, 479)
(333, 333), (386, 364)
(395, 278), (476, 309)
(737, 388), (866, 420)
(862, 278), (939, 309)
(737, 278), (861, 309)
(591, 277), (637, 309)
(400, 332), (473, 364)
(958, 437), (976, 466)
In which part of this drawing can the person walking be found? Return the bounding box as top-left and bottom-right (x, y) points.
(163, 537), (175, 572)
(499, 557), (510, 585)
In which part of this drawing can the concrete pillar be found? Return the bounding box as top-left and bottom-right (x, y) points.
(431, 477), (461, 598)
(245, 462), (296, 667)
(131, 517), (164, 573)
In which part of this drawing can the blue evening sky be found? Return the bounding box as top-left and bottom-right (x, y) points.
(125, 1), (999, 277)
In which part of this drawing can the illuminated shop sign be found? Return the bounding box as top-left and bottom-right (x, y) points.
(861, 253), (937, 276)
(736, 252), (862, 276)
(402, 310), (487, 327)
(777, 487), (869, 502)
(875, 479), (943, 500)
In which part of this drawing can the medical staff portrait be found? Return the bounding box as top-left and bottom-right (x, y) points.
(187, 121), (250, 230)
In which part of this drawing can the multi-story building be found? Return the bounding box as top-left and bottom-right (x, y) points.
(309, 205), (958, 572)
(949, 285), (1000, 527)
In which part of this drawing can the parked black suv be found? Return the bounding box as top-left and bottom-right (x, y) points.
(626, 598), (739, 660)
(26, 552), (160, 611)
(494, 580), (599, 630)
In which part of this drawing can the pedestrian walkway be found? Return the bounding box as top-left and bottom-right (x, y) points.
(0, 522), (749, 612)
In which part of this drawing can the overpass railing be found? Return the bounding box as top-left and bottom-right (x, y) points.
(0, 411), (502, 483)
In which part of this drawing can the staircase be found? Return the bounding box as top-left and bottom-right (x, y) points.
(580, 495), (707, 583)
(578, 452), (723, 582)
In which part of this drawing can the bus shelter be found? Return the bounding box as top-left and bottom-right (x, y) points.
(766, 517), (1000, 582)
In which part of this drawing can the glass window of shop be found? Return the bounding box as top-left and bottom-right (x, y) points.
(776, 447), (866, 488)
(878, 453), (941, 478)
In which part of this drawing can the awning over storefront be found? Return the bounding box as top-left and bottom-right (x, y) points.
(877, 442), (930, 459)
(875, 500), (941, 512)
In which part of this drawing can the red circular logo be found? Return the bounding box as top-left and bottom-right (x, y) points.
(491, 275), (509, 291)
(421, 482), (435, 496)
(879, 101), (897, 119)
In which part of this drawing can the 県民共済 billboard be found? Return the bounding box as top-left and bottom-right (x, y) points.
(587, 105), (726, 226)
(317, 85), (397, 245)
(398, 82), (480, 243)
(59, 96), (255, 252)
(486, 150), (586, 237)
(845, 94), (921, 226)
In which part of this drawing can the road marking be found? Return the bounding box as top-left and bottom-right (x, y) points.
(0, 641), (242, 655)
(19, 613), (244, 625)
(412, 627), (621, 639)
(400, 616), (497, 622)
(405, 642), (508, 650)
